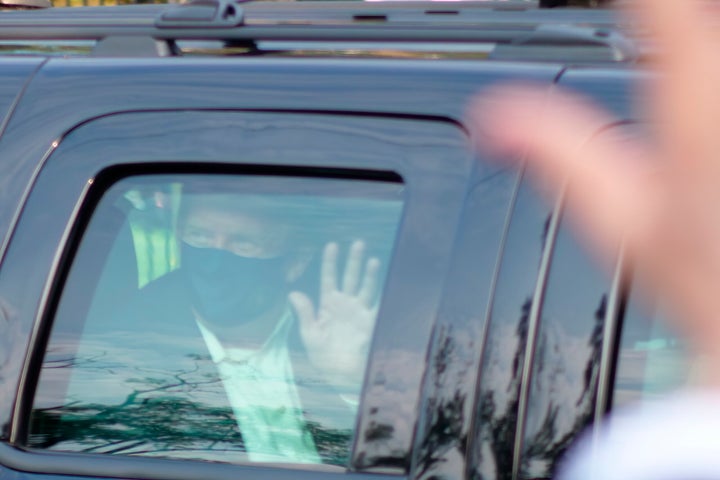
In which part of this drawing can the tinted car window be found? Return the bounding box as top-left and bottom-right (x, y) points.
(28, 173), (403, 468)
(518, 217), (610, 479)
(470, 175), (553, 480)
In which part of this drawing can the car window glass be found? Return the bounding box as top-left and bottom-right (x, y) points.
(29, 173), (404, 469)
(470, 175), (553, 480)
(613, 288), (690, 409)
(518, 217), (610, 480)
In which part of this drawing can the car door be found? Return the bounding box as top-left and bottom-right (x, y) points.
(461, 67), (640, 480)
(0, 109), (495, 480)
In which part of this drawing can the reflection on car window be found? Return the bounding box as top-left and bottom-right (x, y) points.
(470, 176), (552, 480)
(519, 217), (610, 480)
(613, 289), (690, 409)
(29, 174), (404, 468)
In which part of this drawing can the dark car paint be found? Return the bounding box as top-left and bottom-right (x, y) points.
(0, 51), (636, 480)
(0, 58), (45, 130)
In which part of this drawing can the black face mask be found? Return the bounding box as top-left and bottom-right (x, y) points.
(181, 242), (288, 327)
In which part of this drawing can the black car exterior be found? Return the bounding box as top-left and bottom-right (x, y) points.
(0, 4), (670, 480)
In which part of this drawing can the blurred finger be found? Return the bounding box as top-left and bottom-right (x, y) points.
(343, 240), (365, 294)
(632, 0), (720, 171)
(469, 86), (655, 260)
(358, 257), (381, 307)
(631, 0), (709, 54)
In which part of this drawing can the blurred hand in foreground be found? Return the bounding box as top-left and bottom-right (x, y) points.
(468, 0), (720, 387)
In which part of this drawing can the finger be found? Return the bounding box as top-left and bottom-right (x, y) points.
(342, 240), (365, 294)
(469, 86), (655, 261)
(468, 84), (616, 157)
(631, 0), (720, 171)
(289, 291), (316, 328)
(467, 83), (552, 158)
(358, 257), (381, 307)
(631, 0), (709, 56)
(321, 242), (339, 295)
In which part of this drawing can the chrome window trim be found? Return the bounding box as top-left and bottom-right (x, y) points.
(510, 176), (564, 480)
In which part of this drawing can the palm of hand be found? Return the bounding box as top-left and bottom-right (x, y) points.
(289, 240), (380, 384)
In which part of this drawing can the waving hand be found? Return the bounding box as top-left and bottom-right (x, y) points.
(289, 240), (380, 384)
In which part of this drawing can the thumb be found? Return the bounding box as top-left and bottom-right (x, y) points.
(288, 291), (316, 328)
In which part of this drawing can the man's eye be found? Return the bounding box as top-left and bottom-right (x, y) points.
(228, 239), (262, 257)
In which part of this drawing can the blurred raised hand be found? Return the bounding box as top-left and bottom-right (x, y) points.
(467, 0), (720, 385)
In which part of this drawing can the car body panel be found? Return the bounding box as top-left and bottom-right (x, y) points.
(0, 7), (648, 480)
(0, 109), (514, 479)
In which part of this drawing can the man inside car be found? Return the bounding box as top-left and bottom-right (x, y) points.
(119, 187), (381, 464)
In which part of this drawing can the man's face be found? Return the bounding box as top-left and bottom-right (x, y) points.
(178, 197), (298, 329)
(180, 203), (290, 260)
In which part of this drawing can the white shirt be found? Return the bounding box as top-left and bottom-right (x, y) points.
(196, 311), (321, 464)
(558, 389), (720, 480)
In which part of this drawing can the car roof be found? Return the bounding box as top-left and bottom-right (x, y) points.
(0, 0), (639, 63)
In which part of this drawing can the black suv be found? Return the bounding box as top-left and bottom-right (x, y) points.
(0, 3), (681, 480)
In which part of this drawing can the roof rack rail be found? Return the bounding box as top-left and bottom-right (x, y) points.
(0, 1), (637, 62)
(0, 0), (50, 9)
(489, 24), (636, 62)
(539, 0), (613, 6)
(156, 0), (243, 29)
